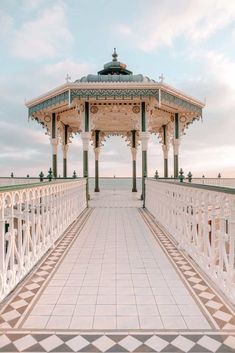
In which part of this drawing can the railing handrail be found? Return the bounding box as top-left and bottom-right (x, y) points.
(0, 178), (86, 193)
(147, 178), (235, 195)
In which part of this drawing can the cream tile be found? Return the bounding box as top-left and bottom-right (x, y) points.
(22, 315), (49, 329)
(117, 305), (138, 316)
(31, 304), (54, 316)
(70, 316), (93, 329)
(117, 316), (140, 329)
(52, 304), (75, 316)
(46, 316), (71, 328)
(74, 304), (96, 316)
(93, 316), (116, 329)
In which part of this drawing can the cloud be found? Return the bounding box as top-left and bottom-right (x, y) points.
(10, 2), (73, 59)
(116, 24), (132, 36)
(0, 59), (93, 104)
(0, 10), (13, 38)
(178, 49), (235, 110)
(117, 0), (235, 52)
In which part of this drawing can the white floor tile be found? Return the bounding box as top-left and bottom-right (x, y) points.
(117, 305), (138, 316)
(93, 316), (116, 329)
(137, 305), (159, 316)
(70, 316), (93, 329)
(162, 316), (187, 329)
(95, 305), (116, 316)
(46, 316), (71, 329)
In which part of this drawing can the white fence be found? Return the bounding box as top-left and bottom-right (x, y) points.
(0, 179), (87, 302)
(145, 179), (235, 304)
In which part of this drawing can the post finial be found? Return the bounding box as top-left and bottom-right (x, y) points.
(112, 48), (118, 62)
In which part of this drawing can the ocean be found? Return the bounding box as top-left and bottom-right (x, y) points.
(88, 177), (142, 191)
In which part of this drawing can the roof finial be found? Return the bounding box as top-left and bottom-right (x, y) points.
(159, 73), (165, 83)
(112, 48), (118, 62)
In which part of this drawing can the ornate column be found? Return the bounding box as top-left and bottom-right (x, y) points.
(141, 102), (149, 201)
(51, 113), (58, 178)
(162, 124), (168, 178)
(131, 130), (137, 192)
(62, 124), (68, 178)
(94, 130), (100, 192)
(173, 113), (180, 178)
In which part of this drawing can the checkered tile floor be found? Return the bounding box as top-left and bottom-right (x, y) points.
(0, 332), (235, 352)
(0, 191), (235, 352)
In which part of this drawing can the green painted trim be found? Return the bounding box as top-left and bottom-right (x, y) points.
(141, 102), (146, 132)
(94, 160), (100, 192)
(0, 179), (84, 193)
(132, 160), (137, 192)
(163, 125), (167, 145)
(142, 150), (147, 205)
(53, 154), (57, 178)
(174, 155), (178, 178)
(64, 125), (68, 145)
(161, 91), (202, 114)
(164, 158), (168, 178)
(63, 158), (67, 178)
(131, 130), (136, 148)
(28, 91), (69, 116)
(28, 88), (202, 116)
(149, 179), (235, 195)
(52, 113), (56, 138)
(83, 150), (88, 178)
(175, 113), (179, 139)
(71, 88), (160, 101)
(95, 130), (100, 148)
(85, 102), (89, 132)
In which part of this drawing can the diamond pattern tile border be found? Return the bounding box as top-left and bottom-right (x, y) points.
(0, 332), (235, 352)
(0, 208), (93, 329)
(140, 208), (235, 331)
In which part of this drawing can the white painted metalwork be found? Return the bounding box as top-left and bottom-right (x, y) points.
(145, 179), (235, 304)
(0, 179), (87, 301)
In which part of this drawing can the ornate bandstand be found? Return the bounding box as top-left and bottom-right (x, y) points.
(26, 49), (205, 194)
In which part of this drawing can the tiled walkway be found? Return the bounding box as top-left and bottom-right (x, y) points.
(0, 190), (235, 352)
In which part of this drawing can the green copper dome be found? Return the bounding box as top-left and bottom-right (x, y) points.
(76, 49), (156, 83)
(98, 48), (132, 75)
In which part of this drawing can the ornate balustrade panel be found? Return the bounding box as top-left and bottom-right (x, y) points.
(0, 179), (87, 302)
(145, 179), (235, 304)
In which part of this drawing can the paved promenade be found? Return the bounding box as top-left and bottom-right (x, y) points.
(0, 190), (235, 352)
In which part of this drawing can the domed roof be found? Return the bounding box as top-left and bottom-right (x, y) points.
(75, 49), (156, 83)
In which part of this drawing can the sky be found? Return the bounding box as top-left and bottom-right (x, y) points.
(0, 0), (235, 178)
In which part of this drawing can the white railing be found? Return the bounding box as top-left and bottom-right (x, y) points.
(0, 178), (41, 187)
(159, 177), (235, 189)
(145, 179), (235, 304)
(0, 179), (87, 302)
(190, 178), (235, 188)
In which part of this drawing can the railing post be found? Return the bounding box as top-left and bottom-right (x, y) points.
(86, 177), (89, 208)
(143, 172), (147, 208)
